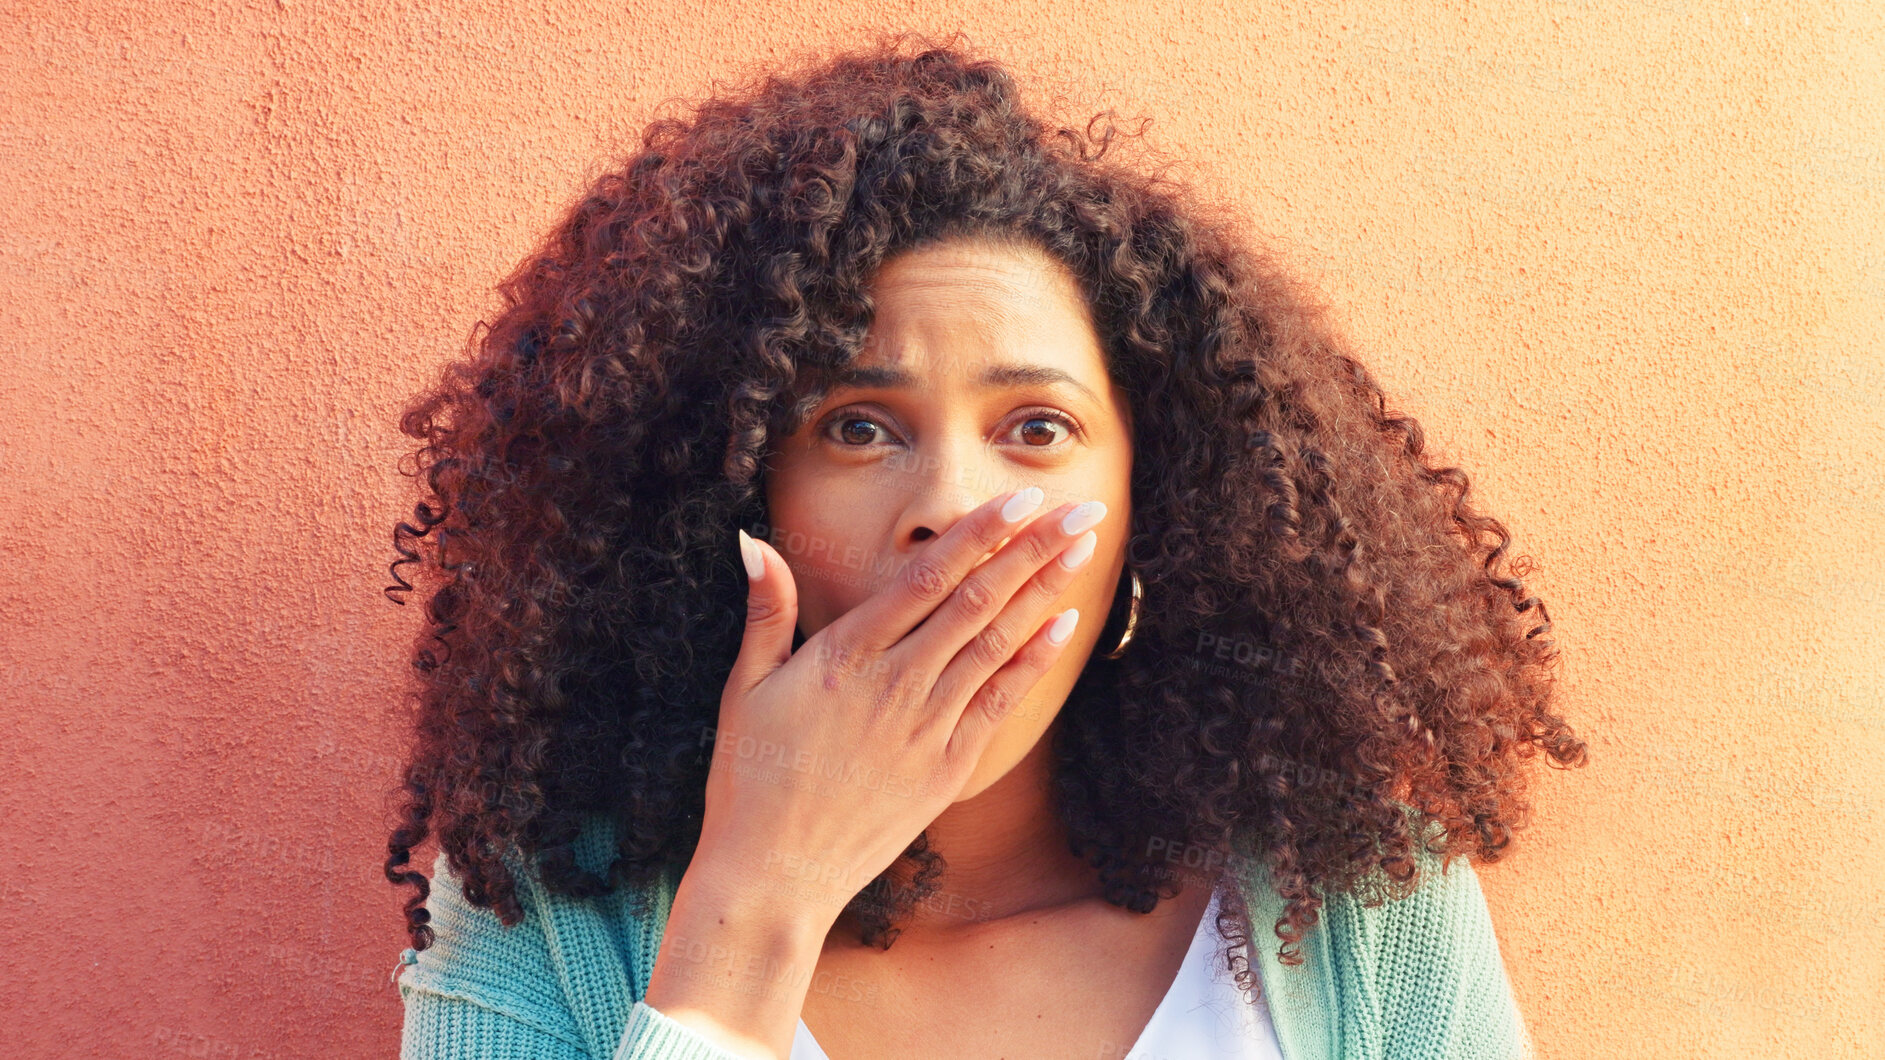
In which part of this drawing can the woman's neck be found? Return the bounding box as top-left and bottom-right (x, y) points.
(876, 720), (1104, 938)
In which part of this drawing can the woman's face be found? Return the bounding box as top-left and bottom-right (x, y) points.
(762, 236), (1134, 800)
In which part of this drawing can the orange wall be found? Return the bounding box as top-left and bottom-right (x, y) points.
(3, 4), (1880, 1058)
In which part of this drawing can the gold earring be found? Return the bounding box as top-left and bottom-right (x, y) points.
(1103, 567), (1142, 659)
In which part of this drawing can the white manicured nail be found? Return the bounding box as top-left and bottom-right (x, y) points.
(738, 529), (764, 581)
(1046, 608), (1080, 645)
(1001, 486), (1045, 523)
(1058, 531), (1097, 570)
(1060, 500), (1107, 536)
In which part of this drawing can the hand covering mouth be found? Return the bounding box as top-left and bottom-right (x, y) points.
(970, 535), (1013, 572)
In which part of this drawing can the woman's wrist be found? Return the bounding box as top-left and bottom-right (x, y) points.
(638, 862), (837, 1060)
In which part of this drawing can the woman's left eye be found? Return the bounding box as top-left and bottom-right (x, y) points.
(1006, 410), (1081, 447)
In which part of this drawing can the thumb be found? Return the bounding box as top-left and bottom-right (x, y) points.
(726, 529), (799, 701)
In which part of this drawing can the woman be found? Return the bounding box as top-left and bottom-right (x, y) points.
(386, 32), (1586, 1060)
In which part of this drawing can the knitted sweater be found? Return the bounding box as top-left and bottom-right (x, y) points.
(392, 812), (1535, 1060)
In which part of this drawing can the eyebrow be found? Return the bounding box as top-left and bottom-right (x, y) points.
(830, 362), (1102, 406)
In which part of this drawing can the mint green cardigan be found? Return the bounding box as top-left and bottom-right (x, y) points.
(393, 812), (1535, 1059)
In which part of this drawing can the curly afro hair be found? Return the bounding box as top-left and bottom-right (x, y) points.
(382, 29), (1588, 1004)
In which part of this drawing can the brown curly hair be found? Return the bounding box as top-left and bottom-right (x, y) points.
(382, 29), (1588, 1005)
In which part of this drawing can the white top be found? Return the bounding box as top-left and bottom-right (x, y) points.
(790, 880), (1284, 1059)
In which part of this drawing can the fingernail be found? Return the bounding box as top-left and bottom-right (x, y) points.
(1047, 608), (1080, 645)
(1058, 530), (1097, 570)
(738, 528), (764, 582)
(1059, 500), (1107, 536)
(1001, 486), (1046, 523)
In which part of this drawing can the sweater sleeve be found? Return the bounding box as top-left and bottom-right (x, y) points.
(1335, 843), (1536, 1060)
(394, 850), (760, 1060)
(399, 985), (597, 1060)
(612, 1001), (777, 1060)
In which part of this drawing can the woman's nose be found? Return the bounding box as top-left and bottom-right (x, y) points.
(897, 434), (1030, 558)
(900, 469), (1005, 552)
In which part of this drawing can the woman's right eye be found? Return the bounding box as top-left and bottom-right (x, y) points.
(820, 407), (898, 447)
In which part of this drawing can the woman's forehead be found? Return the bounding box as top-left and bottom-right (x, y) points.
(870, 236), (1078, 303)
(860, 242), (1102, 374)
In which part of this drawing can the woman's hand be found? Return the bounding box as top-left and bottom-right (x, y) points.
(695, 486), (1105, 922)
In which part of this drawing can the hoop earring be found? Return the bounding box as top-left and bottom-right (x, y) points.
(1103, 568), (1142, 659)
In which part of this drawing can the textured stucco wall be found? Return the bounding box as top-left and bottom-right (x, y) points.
(2, 3), (1880, 1057)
